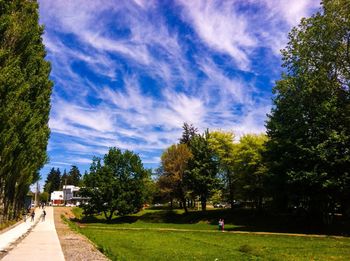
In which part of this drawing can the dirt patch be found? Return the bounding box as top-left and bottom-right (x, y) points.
(54, 207), (109, 261)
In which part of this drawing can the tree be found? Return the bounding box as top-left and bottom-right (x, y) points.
(0, 0), (52, 221)
(159, 143), (193, 213)
(60, 169), (68, 189)
(68, 165), (81, 186)
(44, 168), (61, 197)
(187, 130), (218, 211)
(179, 122), (198, 145)
(208, 131), (236, 207)
(81, 148), (151, 221)
(233, 134), (268, 209)
(265, 0), (350, 221)
(39, 191), (49, 203)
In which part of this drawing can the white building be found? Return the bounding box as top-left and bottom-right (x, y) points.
(51, 190), (64, 205)
(51, 185), (86, 206)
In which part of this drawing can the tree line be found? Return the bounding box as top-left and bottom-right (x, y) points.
(153, 0), (350, 222)
(43, 166), (82, 197)
(155, 124), (268, 213)
(1, 0), (349, 225)
(0, 0), (52, 222)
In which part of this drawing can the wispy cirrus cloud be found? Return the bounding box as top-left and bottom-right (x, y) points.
(38, 0), (321, 177)
(177, 0), (257, 71)
(177, 0), (319, 62)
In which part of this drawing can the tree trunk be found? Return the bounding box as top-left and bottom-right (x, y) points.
(107, 210), (114, 221)
(182, 199), (188, 213)
(201, 196), (207, 211)
(103, 210), (108, 220)
(227, 171), (234, 208)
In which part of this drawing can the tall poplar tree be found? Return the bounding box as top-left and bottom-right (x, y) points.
(266, 0), (350, 220)
(0, 0), (52, 220)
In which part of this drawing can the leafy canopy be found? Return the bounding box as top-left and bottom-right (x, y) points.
(81, 147), (151, 221)
(266, 0), (350, 217)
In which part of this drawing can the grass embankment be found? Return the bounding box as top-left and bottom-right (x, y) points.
(69, 208), (350, 260)
(0, 219), (19, 232)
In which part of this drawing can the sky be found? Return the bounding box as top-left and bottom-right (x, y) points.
(38, 0), (321, 181)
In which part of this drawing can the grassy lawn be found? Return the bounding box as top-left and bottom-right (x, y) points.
(69, 208), (350, 260)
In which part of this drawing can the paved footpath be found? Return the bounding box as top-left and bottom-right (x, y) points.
(0, 208), (41, 251)
(1, 206), (65, 261)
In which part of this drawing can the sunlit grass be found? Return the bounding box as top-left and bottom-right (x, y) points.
(68, 207), (350, 260)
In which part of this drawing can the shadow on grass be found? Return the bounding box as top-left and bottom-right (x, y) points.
(71, 207), (350, 236)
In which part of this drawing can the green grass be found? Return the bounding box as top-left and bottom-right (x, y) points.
(69, 208), (350, 260)
(0, 219), (18, 232)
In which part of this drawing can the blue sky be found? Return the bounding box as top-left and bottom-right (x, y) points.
(38, 0), (320, 181)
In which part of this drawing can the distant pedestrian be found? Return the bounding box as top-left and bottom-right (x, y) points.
(218, 219), (223, 231)
(31, 210), (35, 222)
(221, 219), (225, 231)
(42, 210), (46, 221)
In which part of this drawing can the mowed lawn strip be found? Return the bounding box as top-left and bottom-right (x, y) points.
(77, 226), (350, 261)
(70, 208), (350, 260)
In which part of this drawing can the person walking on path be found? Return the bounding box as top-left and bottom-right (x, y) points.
(31, 210), (35, 222)
(42, 210), (46, 221)
(221, 219), (225, 232)
(2, 206), (65, 261)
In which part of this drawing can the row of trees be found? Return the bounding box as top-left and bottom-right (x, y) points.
(156, 124), (267, 213)
(0, 0), (52, 222)
(43, 166), (82, 197)
(155, 0), (350, 222)
(1, 0), (348, 226)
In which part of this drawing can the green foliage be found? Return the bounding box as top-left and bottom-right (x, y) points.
(81, 147), (151, 221)
(60, 169), (68, 189)
(266, 0), (350, 218)
(233, 134), (268, 208)
(39, 191), (49, 203)
(67, 165), (81, 186)
(187, 130), (218, 211)
(59, 166), (82, 187)
(179, 122), (198, 145)
(0, 0), (52, 221)
(159, 143), (193, 213)
(208, 130), (236, 206)
(43, 168), (61, 197)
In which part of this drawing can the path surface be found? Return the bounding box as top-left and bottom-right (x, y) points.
(54, 207), (108, 260)
(2, 206), (65, 261)
(0, 208), (40, 252)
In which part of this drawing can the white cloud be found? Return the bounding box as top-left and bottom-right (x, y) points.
(177, 0), (320, 64)
(177, 0), (256, 70)
(50, 99), (114, 133)
(39, 0), (321, 174)
(262, 0), (320, 26)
